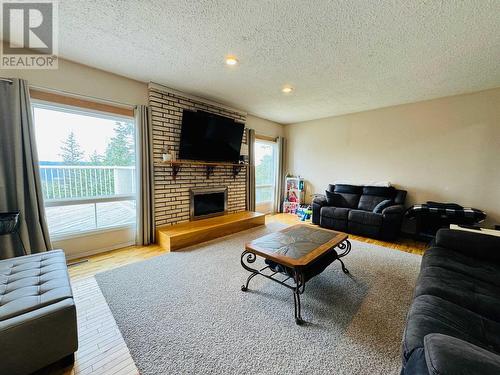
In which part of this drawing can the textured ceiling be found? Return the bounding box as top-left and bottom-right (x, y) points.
(57, 1), (500, 124)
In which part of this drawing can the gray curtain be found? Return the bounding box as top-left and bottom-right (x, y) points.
(274, 136), (286, 213)
(0, 79), (51, 258)
(135, 105), (154, 245)
(246, 128), (256, 211)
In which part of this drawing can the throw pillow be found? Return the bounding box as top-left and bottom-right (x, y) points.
(325, 190), (344, 207)
(373, 199), (393, 213)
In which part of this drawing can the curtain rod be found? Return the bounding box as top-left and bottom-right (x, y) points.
(0, 77), (13, 84)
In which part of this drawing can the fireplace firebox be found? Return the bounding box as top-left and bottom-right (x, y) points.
(190, 187), (228, 220)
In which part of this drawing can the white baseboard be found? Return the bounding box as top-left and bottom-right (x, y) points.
(64, 241), (136, 261)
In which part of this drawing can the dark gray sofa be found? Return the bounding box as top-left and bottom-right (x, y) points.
(312, 184), (407, 240)
(402, 229), (500, 375)
(0, 250), (78, 375)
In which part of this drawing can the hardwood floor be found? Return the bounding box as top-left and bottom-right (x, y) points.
(69, 213), (426, 280)
(36, 278), (139, 375)
(68, 244), (165, 281)
(45, 213), (426, 374)
(267, 214), (428, 255)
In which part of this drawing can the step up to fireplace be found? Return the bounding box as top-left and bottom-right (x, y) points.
(156, 211), (265, 251)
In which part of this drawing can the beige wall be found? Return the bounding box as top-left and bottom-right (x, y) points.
(246, 114), (284, 138)
(285, 88), (500, 226)
(0, 58), (148, 105)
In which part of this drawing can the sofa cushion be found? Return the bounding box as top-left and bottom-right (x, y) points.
(357, 186), (396, 211)
(403, 294), (500, 363)
(421, 247), (500, 287)
(348, 210), (383, 237)
(436, 229), (500, 263)
(415, 264), (500, 322)
(324, 191), (344, 207)
(320, 207), (349, 231)
(329, 184), (362, 194)
(348, 210), (383, 226)
(320, 216), (347, 232)
(424, 334), (500, 375)
(332, 184), (362, 209)
(320, 206), (350, 220)
(0, 250), (73, 321)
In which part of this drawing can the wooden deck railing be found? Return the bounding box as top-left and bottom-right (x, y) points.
(39, 165), (136, 201)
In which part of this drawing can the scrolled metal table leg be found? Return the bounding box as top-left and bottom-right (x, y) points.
(338, 258), (349, 274)
(241, 272), (258, 291)
(240, 250), (309, 325)
(336, 239), (351, 258)
(336, 239), (351, 274)
(240, 251), (258, 291)
(294, 270), (305, 325)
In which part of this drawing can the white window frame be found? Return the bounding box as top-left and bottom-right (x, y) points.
(255, 138), (278, 213)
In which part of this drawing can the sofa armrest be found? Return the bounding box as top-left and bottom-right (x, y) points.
(381, 204), (405, 216)
(312, 195), (327, 225)
(312, 195), (327, 207)
(379, 204), (405, 240)
(435, 228), (500, 261)
(424, 333), (500, 375)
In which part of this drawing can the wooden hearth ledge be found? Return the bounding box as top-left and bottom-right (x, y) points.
(156, 211), (265, 251)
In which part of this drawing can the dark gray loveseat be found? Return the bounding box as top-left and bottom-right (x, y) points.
(312, 184), (406, 240)
(402, 229), (500, 374)
(0, 250), (78, 375)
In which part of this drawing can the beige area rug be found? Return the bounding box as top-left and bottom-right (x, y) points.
(96, 223), (421, 375)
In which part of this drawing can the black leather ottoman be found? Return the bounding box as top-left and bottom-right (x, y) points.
(0, 250), (78, 375)
(265, 249), (340, 282)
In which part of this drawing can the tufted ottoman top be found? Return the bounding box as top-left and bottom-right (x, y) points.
(0, 250), (73, 321)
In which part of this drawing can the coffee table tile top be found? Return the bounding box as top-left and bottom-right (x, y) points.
(246, 224), (347, 267)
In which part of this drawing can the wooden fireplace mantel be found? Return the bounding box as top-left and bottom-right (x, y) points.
(155, 160), (247, 180)
(156, 211), (265, 251)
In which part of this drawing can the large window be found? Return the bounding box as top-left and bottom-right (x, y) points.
(255, 139), (277, 213)
(32, 103), (136, 238)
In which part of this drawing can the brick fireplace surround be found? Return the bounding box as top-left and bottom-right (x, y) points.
(149, 84), (248, 228)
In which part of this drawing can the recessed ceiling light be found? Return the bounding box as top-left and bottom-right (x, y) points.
(282, 85), (294, 94)
(225, 55), (239, 66)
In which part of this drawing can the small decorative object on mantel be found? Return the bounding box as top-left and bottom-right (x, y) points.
(162, 145), (172, 162)
(239, 143), (249, 163)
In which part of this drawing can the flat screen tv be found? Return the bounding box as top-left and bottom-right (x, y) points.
(178, 110), (245, 163)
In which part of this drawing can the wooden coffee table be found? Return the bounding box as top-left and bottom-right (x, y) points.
(241, 224), (351, 324)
